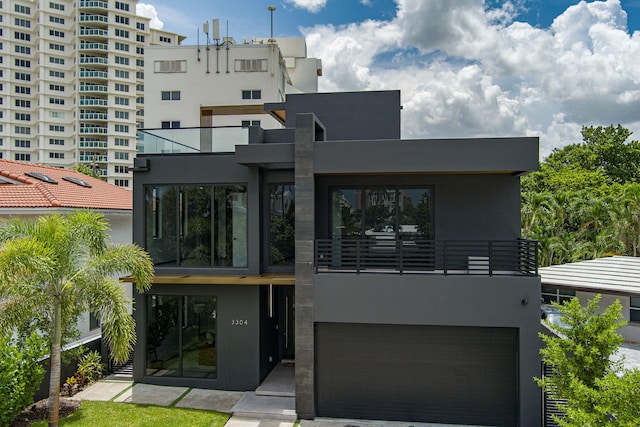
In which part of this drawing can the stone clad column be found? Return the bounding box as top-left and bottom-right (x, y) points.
(294, 113), (323, 419)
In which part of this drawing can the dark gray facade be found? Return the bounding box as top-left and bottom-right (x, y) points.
(132, 90), (542, 426)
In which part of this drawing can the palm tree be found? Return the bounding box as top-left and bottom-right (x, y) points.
(0, 211), (153, 426)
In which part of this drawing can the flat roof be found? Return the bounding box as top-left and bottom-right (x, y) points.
(539, 256), (640, 296)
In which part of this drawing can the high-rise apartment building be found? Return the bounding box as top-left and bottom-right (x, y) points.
(0, 0), (183, 186)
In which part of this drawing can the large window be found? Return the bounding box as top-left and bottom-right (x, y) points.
(146, 295), (217, 378)
(331, 187), (433, 240)
(145, 185), (248, 268)
(269, 184), (295, 266)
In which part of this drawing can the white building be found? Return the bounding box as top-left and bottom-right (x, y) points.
(0, 0), (184, 187)
(143, 36), (322, 132)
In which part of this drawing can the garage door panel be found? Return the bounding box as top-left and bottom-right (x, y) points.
(316, 323), (518, 426)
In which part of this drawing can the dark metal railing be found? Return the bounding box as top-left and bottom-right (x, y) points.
(315, 239), (538, 276)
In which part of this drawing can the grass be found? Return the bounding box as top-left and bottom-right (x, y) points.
(31, 401), (231, 427)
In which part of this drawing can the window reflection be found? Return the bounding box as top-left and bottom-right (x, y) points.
(331, 187), (432, 240)
(144, 185), (247, 268)
(269, 184), (295, 266)
(146, 295), (217, 378)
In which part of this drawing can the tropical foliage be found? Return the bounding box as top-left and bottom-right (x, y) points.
(522, 125), (640, 265)
(0, 332), (47, 426)
(537, 296), (640, 426)
(0, 211), (153, 426)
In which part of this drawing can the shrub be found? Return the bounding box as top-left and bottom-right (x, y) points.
(0, 332), (47, 426)
(76, 350), (105, 384)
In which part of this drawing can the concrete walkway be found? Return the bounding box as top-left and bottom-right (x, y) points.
(74, 379), (296, 426)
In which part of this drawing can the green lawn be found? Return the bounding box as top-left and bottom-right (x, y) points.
(31, 401), (230, 427)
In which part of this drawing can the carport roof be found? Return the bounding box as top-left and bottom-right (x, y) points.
(539, 256), (640, 296)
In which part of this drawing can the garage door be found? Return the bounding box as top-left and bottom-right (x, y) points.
(315, 323), (518, 426)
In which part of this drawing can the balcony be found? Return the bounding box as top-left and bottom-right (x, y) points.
(79, 14), (108, 24)
(80, 42), (108, 51)
(137, 127), (249, 154)
(79, 126), (107, 134)
(80, 155), (108, 162)
(80, 56), (108, 66)
(315, 239), (538, 276)
(79, 112), (108, 120)
(79, 0), (108, 9)
(80, 70), (108, 79)
(80, 84), (108, 93)
(80, 97), (107, 107)
(80, 28), (108, 38)
(79, 140), (108, 148)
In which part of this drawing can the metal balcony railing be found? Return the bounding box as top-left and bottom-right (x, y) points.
(315, 239), (538, 276)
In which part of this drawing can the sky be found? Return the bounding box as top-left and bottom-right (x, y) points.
(136, 0), (640, 158)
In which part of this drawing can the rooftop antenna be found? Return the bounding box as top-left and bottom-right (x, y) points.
(203, 21), (210, 73)
(212, 19), (221, 73)
(197, 27), (201, 61)
(268, 5), (276, 43)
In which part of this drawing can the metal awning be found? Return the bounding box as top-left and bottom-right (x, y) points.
(539, 256), (640, 296)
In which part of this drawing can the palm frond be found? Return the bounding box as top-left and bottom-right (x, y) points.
(87, 278), (136, 363)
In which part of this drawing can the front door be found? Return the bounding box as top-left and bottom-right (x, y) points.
(278, 286), (295, 360)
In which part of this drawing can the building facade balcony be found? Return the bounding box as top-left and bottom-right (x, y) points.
(79, 14), (109, 25)
(79, 140), (108, 148)
(80, 42), (109, 52)
(79, 69), (108, 80)
(315, 238), (538, 276)
(79, 112), (108, 121)
(79, 126), (108, 134)
(79, 84), (108, 93)
(137, 127), (249, 154)
(79, 155), (108, 163)
(79, 28), (109, 38)
(79, 97), (108, 107)
(80, 56), (108, 66)
(79, 0), (108, 10)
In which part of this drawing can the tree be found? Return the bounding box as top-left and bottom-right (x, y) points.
(0, 211), (153, 426)
(71, 163), (101, 179)
(537, 295), (640, 426)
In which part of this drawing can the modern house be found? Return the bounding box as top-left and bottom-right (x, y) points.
(540, 256), (640, 343)
(0, 0), (184, 186)
(131, 90), (542, 426)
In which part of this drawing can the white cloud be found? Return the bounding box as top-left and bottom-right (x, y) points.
(303, 0), (640, 159)
(137, 3), (164, 29)
(285, 0), (327, 13)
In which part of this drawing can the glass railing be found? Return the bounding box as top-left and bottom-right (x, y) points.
(79, 14), (108, 23)
(79, 1), (108, 9)
(80, 28), (108, 37)
(79, 98), (107, 106)
(79, 140), (108, 148)
(80, 84), (108, 92)
(80, 57), (108, 65)
(80, 70), (108, 79)
(79, 127), (108, 134)
(137, 127), (249, 154)
(80, 113), (108, 120)
(80, 42), (108, 51)
(79, 155), (108, 162)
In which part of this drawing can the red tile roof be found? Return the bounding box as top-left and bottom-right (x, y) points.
(0, 160), (132, 210)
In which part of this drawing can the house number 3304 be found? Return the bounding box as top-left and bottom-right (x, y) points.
(231, 319), (248, 326)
